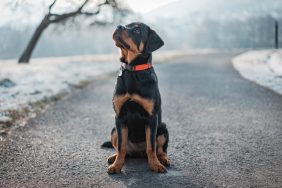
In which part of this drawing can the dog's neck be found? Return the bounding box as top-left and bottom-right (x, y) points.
(120, 53), (152, 66)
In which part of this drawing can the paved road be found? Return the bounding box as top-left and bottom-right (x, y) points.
(1, 54), (282, 188)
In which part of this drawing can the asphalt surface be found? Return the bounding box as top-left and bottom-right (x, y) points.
(1, 54), (282, 188)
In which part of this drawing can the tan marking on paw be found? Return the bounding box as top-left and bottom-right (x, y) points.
(148, 160), (167, 173)
(108, 127), (128, 174)
(146, 127), (167, 173)
(108, 163), (123, 174)
(157, 154), (170, 167)
(156, 134), (170, 166)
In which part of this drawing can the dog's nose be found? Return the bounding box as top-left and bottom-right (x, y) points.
(117, 25), (124, 30)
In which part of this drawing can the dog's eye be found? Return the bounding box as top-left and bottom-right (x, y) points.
(133, 28), (140, 34)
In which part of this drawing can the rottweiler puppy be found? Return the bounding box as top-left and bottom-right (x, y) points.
(102, 22), (169, 174)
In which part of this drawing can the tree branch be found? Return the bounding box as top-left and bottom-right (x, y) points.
(48, 0), (57, 14)
(49, 0), (111, 23)
(49, 11), (80, 23)
(80, 10), (100, 16)
(78, 0), (89, 11)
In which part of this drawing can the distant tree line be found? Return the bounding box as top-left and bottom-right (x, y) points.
(0, 15), (281, 60)
(159, 15), (282, 50)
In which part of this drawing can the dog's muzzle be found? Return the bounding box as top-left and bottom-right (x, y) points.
(113, 28), (130, 49)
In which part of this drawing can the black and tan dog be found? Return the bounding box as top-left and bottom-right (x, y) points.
(102, 22), (169, 174)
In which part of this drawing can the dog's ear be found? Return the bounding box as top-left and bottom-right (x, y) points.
(146, 28), (164, 53)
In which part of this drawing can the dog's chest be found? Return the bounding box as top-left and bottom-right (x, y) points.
(118, 70), (157, 94)
(113, 70), (159, 116)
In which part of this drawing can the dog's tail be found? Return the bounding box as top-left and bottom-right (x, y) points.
(101, 141), (113, 148)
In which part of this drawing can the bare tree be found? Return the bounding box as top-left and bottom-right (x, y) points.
(18, 0), (127, 63)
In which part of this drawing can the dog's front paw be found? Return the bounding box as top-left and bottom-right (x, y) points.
(158, 154), (170, 167)
(108, 164), (123, 174)
(149, 161), (167, 173)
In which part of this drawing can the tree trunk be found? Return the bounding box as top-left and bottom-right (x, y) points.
(18, 16), (50, 63)
(17, 0), (114, 63)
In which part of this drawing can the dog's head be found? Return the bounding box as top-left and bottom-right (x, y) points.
(113, 22), (164, 63)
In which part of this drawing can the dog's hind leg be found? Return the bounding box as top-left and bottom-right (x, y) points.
(156, 123), (170, 166)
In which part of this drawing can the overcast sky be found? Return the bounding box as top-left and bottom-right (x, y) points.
(125, 0), (177, 13)
(0, 0), (177, 26)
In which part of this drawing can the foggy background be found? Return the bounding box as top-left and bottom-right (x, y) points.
(1, 0), (282, 60)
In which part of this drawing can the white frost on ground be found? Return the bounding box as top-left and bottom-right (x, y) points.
(267, 51), (282, 76)
(0, 54), (119, 130)
(232, 49), (282, 95)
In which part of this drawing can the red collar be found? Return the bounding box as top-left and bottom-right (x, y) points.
(121, 63), (152, 71)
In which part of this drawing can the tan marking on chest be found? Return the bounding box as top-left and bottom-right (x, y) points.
(113, 93), (130, 115)
(113, 93), (154, 115)
(131, 94), (154, 115)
